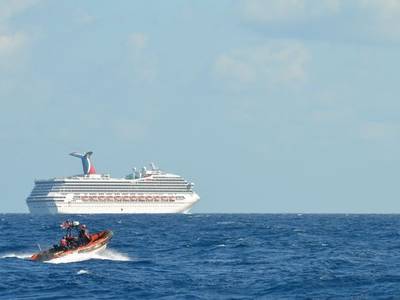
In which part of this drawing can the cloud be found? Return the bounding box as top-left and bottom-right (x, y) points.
(0, 32), (25, 53)
(75, 10), (96, 25)
(128, 33), (148, 50)
(360, 121), (400, 141)
(112, 118), (148, 142)
(214, 42), (310, 89)
(127, 32), (157, 83)
(0, 0), (41, 24)
(0, 0), (43, 68)
(359, 0), (400, 40)
(241, 0), (341, 23)
(240, 0), (400, 43)
(0, 32), (27, 69)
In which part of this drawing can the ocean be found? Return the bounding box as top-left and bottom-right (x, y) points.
(1, 214), (400, 299)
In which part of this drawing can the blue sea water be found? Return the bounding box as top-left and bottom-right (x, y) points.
(1, 214), (400, 299)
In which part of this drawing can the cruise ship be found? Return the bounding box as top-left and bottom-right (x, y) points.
(26, 152), (200, 214)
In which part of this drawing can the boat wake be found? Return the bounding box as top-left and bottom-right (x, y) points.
(1, 252), (32, 259)
(1, 248), (130, 264)
(92, 248), (131, 262)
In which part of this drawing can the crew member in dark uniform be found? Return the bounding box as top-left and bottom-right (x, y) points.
(78, 224), (91, 246)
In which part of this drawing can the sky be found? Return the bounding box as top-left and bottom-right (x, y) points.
(1, 0), (400, 213)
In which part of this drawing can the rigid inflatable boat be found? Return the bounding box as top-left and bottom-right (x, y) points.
(31, 230), (113, 262)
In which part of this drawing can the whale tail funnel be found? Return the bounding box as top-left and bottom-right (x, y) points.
(70, 151), (96, 175)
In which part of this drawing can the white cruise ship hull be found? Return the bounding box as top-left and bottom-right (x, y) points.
(27, 193), (199, 214)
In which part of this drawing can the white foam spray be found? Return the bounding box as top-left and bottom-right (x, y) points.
(1, 253), (32, 259)
(92, 248), (130, 261)
(46, 247), (130, 264)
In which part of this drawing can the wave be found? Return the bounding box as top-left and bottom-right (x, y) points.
(92, 248), (131, 261)
(1, 252), (32, 259)
(217, 221), (235, 225)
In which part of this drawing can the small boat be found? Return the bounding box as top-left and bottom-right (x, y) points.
(31, 230), (113, 262)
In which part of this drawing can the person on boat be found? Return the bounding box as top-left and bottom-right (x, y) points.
(78, 224), (91, 246)
(59, 237), (68, 250)
(53, 236), (69, 251)
(59, 220), (82, 248)
(65, 235), (79, 248)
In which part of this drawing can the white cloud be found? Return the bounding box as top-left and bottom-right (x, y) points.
(127, 32), (157, 83)
(0, 0), (42, 68)
(75, 10), (96, 25)
(360, 121), (400, 141)
(241, 0), (400, 42)
(359, 0), (400, 40)
(311, 110), (350, 123)
(128, 33), (148, 51)
(112, 118), (148, 142)
(214, 42), (310, 88)
(0, 0), (41, 23)
(241, 0), (341, 23)
(360, 0), (400, 14)
(215, 54), (255, 84)
(0, 32), (27, 69)
(0, 32), (25, 53)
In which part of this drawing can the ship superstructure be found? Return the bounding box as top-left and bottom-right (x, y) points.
(26, 152), (199, 214)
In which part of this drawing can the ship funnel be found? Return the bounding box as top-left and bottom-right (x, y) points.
(69, 151), (96, 175)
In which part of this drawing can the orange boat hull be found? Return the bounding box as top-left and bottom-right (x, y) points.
(31, 230), (113, 262)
